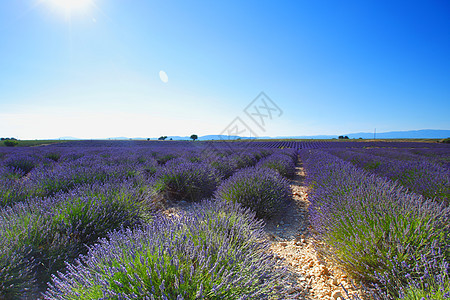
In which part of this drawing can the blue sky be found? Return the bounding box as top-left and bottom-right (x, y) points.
(0, 0), (449, 139)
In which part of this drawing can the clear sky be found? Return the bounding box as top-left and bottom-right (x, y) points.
(0, 0), (449, 139)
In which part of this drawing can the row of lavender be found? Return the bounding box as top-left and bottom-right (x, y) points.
(246, 140), (450, 150)
(0, 144), (297, 299)
(24, 139), (450, 150)
(2, 140), (447, 298)
(0, 145), (297, 207)
(300, 149), (449, 299)
(325, 148), (449, 204)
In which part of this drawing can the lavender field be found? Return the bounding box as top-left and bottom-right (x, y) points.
(0, 140), (448, 299)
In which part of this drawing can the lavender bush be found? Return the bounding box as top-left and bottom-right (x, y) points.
(229, 152), (258, 169)
(44, 200), (285, 299)
(375, 248), (450, 299)
(4, 154), (39, 177)
(215, 166), (291, 219)
(50, 181), (143, 247)
(205, 155), (238, 179)
(28, 159), (146, 199)
(300, 150), (450, 298)
(192, 199), (266, 249)
(256, 152), (296, 178)
(0, 181), (144, 296)
(0, 177), (29, 206)
(153, 162), (221, 202)
(0, 141), (445, 299)
(0, 199), (70, 295)
(155, 152), (180, 165)
(328, 149), (449, 204)
(44, 152), (62, 162)
(0, 242), (35, 299)
(163, 156), (192, 168)
(353, 147), (450, 169)
(139, 157), (159, 178)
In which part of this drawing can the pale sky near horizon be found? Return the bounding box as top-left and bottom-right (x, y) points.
(0, 0), (449, 139)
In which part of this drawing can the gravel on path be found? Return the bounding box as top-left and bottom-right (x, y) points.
(265, 162), (366, 300)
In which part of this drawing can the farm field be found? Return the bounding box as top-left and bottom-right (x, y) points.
(0, 140), (67, 148)
(0, 140), (448, 299)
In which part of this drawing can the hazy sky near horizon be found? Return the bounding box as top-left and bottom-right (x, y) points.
(0, 0), (449, 139)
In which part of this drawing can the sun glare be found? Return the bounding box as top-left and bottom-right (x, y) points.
(48, 0), (93, 13)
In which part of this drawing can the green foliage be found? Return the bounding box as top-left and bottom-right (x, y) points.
(4, 140), (19, 147)
(363, 161), (381, 171)
(0, 140), (63, 147)
(190, 134), (198, 141)
(401, 286), (450, 300)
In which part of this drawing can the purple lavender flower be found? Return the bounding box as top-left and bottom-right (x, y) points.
(153, 162), (221, 202)
(300, 149), (450, 299)
(256, 152), (297, 178)
(214, 166), (291, 219)
(44, 200), (286, 299)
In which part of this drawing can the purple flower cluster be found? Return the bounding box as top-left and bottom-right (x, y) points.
(215, 166), (291, 219)
(229, 152), (259, 169)
(256, 152), (297, 178)
(245, 140), (450, 151)
(0, 236), (35, 299)
(328, 148), (449, 204)
(0, 181), (144, 297)
(0, 153), (155, 207)
(1, 140), (445, 299)
(375, 246), (450, 299)
(204, 155), (238, 179)
(4, 154), (39, 177)
(300, 149), (450, 298)
(44, 200), (286, 299)
(0, 176), (28, 206)
(153, 162), (221, 202)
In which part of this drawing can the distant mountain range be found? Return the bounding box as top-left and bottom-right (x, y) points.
(348, 129), (450, 139)
(277, 129), (450, 140)
(57, 129), (450, 141)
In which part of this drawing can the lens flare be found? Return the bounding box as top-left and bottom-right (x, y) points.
(48, 0), (93, 13)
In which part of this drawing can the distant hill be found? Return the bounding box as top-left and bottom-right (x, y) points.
(277, 129), (450, 139)
(341, 129), (449, 139)
(203, 129), (450, 140)
(58, 129), (449, 141)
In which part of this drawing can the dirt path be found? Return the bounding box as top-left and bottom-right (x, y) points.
(265, 162), (365, 300)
